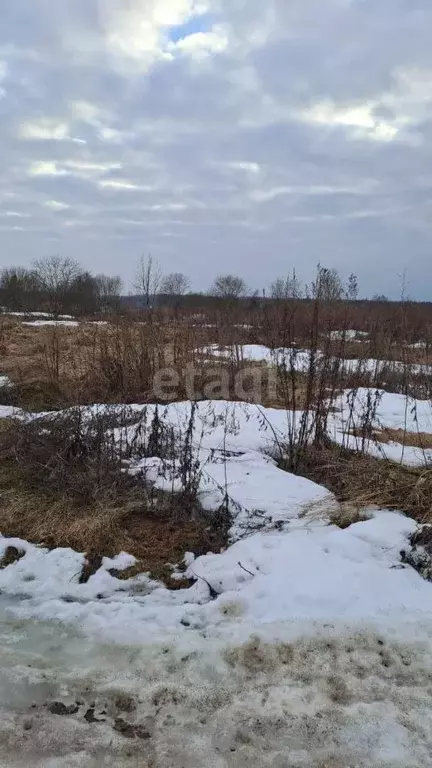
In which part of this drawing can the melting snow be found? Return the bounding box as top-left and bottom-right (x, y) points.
(0, 394), (432, 765)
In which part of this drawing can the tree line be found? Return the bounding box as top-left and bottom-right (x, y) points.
(0, 256), (122, 316)
(133, 255), (362, 305)
(1, 253), (382, 317)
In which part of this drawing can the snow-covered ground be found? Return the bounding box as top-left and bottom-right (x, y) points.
(200, 343), (432, 376)
(0, 510), (428, 641)
(3, 312), (75, 320)
(330, 388), (432, 466)
(1, 396), (432, 764)
(1, 587), (432, 768)
(1, 511), (432, 766)
(22, 320), (80, 328)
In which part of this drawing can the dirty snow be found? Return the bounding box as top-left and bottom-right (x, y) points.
(1, 511), (432, 766)
(1, 596), (432, 768)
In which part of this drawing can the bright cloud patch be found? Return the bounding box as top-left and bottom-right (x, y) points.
(19, 119), (71, 141)
(44, 200), (70, 211)
(171, 26), (228, 57)
(99, 178), (153, 191)
(28, 161), (68, 177)
(298, 101), (400, 142)
(99, 1), (226, 67)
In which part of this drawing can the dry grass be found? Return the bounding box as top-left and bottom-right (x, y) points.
(293, 444), (432, 525)
(373, 427), (432, 449)
(2, 311), (432, 410)
(2, 310), (432, 560)
(0, 481), (226, 586)
(0, 415), (229, 585)
(349, 426), (432, 450)
(0, 319), (314, 410)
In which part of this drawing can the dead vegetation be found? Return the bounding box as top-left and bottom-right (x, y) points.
(372, 427), (432, 449)
(1, 291), (432, 412)
(289, 443), (432, 525)
(1, 294), (432, 568)
(401, 525), (432, 582)
(0, 410), (229, 585)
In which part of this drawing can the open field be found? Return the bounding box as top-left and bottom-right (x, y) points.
(1, 302), (432, 570)
(1, 300), (432, 766)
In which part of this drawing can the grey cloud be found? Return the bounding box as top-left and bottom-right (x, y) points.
(0, 0), (432, 297)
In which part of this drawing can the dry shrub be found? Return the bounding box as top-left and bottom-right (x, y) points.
(2, 302), (432, 410)
(0, 411), (229, 583)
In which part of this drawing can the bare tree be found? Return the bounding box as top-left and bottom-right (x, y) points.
(134, 255), (162, 309)
(346, 272), (359, 301)
(270, 277), (286, 300)
(310, 264), (344, 302)
(161, 272), (190, 296)
(0, 267), (41, 311)
(270, 269), (302, 300)
(95, 274), (123, 314)
(210, 274), (247, 300)
(33, 255), (81, 315)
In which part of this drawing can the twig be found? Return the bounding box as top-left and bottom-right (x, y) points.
(190, 570), (219, 600)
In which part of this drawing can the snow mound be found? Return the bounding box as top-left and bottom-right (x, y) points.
(1, 511), (430, 646)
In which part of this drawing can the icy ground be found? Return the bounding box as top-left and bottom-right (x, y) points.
(1, 511), (432, 766)
(0, 397), (432, 765)
(1, 596), (432, 768)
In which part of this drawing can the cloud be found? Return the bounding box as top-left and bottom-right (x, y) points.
(98, 179), (153, 191)
(63, 160), (122, 174)
(297, 101), (401, 142)
(169, 26), (229, 58)
(1, 0), (432, 297)
(96, 0), (226, 71)
(28, 161), (69, 177)
(226, 161), (261, 175)
(249, 183), (375, 203)
(0, 210), (30, 218)
(19, 118), (71, 141)
(0, 60), (7, 96)
(44, 199), (70, 211)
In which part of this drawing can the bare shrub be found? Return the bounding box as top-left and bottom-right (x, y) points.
(0, 407), (230, 580)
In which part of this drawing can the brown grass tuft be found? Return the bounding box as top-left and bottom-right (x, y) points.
(373, 428), (432, 450)
(291, 444), (432, 525)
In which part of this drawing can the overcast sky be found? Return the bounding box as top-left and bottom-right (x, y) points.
(1, 1), (432, 298)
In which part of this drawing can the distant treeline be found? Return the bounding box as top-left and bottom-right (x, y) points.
(1, 254), (431, 319)
(0, 257), (122, 316)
